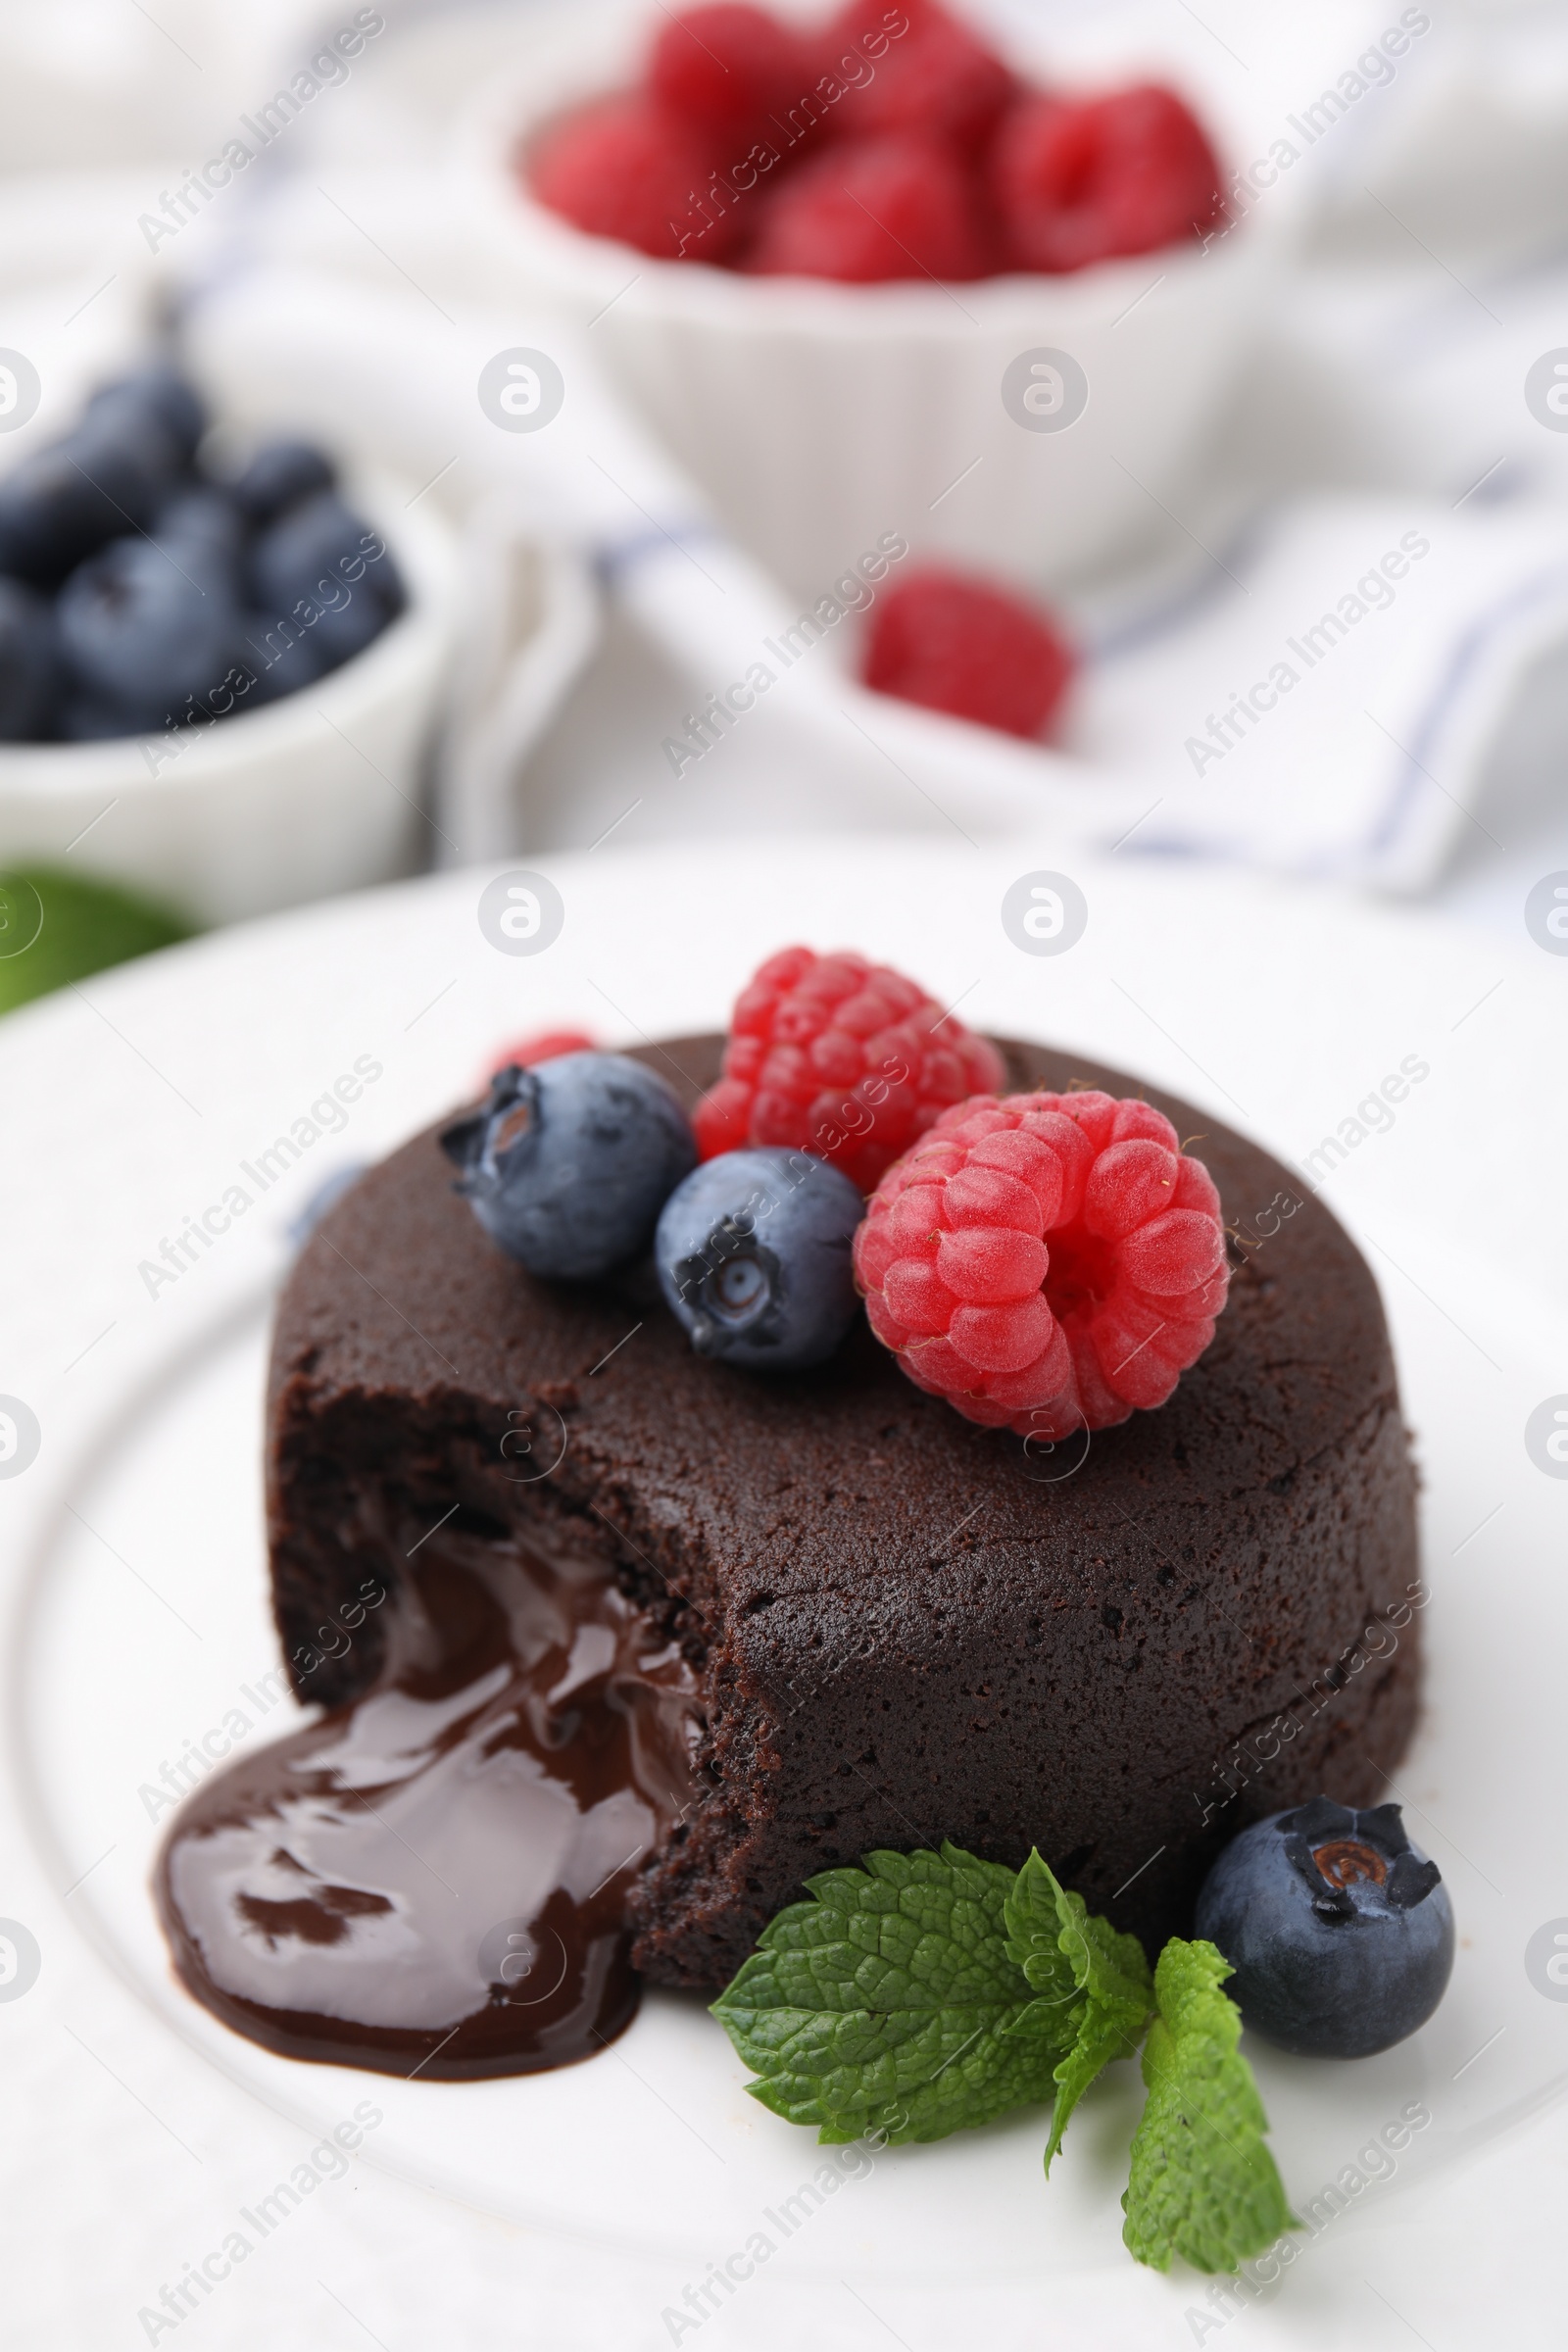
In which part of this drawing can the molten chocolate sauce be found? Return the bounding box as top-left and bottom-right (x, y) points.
(156, 1518), (700, 2079)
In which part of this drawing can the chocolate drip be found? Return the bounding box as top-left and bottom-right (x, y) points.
(155, 1516), (701, 2079)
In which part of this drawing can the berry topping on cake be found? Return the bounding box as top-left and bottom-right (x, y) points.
(853, 1090), (1228, 1434)
(650, 4), (808, 141)
(440, 1052), (697, 1279)
(1194, 1799), (1454, 2059)
(860, 566), (1074, 738)
(692, 947), (1005, 1193)
(657, 1146), (863, 1367)
(527, 93), (747, 263)
(991, 84), (1225, 274)
(748, 131), (993, 282)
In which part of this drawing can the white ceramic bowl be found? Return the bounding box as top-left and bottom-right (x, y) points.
(457, 0), (1310, 600)
(0, 478), (458, 927)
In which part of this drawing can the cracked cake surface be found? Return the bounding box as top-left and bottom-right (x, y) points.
(266, 1033), (1421, 1983)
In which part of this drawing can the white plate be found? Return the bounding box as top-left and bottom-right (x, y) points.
(2, 835), (1565, 2348)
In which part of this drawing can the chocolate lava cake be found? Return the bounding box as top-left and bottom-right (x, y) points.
(266, 1034), (1421, 1984)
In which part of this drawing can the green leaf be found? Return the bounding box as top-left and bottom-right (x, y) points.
(1003, 1849), (1154, 2171)
(710, 1842), (1076, 2144)
(0, 866), (191, 1018)
(1001, 1844), (1082, 2001)
(1121, 1938), (1297, 2274)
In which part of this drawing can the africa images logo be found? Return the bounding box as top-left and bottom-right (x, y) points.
(0, 1396), (41, 1479)
(477, 870), (566, 956)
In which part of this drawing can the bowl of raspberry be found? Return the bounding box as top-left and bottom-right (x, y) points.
(0, 361), (458, 925)
(461, 0), (1302, 600)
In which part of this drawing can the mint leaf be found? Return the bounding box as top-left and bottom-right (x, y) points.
(1122, 1938), (1297, 2273)
(1001, 1845), (1082, 2001)
(0, 865), (191, 1018)
(710, 1842), (1074, 2143)
(1004, 1849), (1154, 2171)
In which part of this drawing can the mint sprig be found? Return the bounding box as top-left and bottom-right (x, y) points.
(710, 1842), (1075, 2143)
(711, 1843), (1292, 2272)
(1004, 1849), (1155, 2172)
(1122, 1937), (1297, 2273)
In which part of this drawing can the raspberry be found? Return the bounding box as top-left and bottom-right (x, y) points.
(693, 946), (1005, 1193)
(991, 85), (1226, 273)
(747, 132), (992, 282)
(649, 6), (808, 142)
(861, 566), (1074, 738)
(854, 1089), (1229, 1435)
(527, 94), (745, 264)
(821, 0), (1014, 152)
(486, 1028), (596, 1080)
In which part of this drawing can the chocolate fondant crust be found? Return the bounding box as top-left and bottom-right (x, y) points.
(267, 1036), (1420, 1981)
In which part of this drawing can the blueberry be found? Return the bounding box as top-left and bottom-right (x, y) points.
(250, 491), (404, 649)
(440, 1053), (697, 1280)
(0, 406), (186, 589)
(154, 488), (247, 589)
(243, 492), (403, 691)
(86, 365), (207, 464)
(298, 589), (392, 680)
(236, 612), (326, 701)
(57, 692), (153, 744)
(57, 533), (245, 736)
(656, 1148), (863, 1370)
(231, 438), (336, 526)
(1194, 1796), (1454, 2059)
(0, 578), (63, 741)
(238, 585), (395, 699)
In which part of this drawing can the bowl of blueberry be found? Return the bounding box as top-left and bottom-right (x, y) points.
(0, 359), (457, 926)
(460, 0), (1309, 599)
